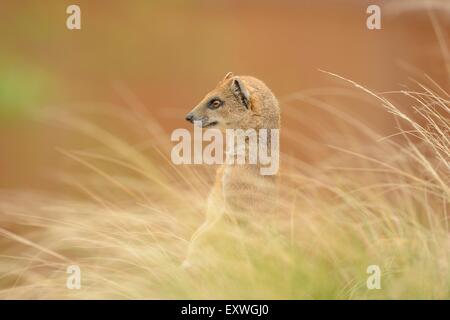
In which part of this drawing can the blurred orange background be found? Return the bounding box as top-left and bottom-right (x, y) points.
(0, 0), (448, 189)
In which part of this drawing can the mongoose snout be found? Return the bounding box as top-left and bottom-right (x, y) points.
(185, 111), (217, 128)
(185, 113), (194, 123)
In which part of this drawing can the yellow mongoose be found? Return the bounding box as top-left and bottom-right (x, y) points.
(183, 72), (280, 267)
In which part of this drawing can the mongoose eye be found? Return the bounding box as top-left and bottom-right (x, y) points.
(208, 98), (223, 109)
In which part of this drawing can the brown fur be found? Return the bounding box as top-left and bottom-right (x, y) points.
(183, 72), (280, 268)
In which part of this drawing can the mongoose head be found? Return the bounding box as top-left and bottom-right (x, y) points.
(186, 72), (280, 131)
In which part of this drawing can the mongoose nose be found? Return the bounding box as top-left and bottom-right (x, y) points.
(185, 113), (194, 123)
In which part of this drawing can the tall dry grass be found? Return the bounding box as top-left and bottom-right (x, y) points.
(0, 70), (448, 299)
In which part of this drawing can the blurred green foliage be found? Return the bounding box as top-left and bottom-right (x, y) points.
(0, 56), (54, 122)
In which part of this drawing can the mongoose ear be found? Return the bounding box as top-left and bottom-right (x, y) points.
(223, 72), (234, 81)
(231, 77), (250, 109)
